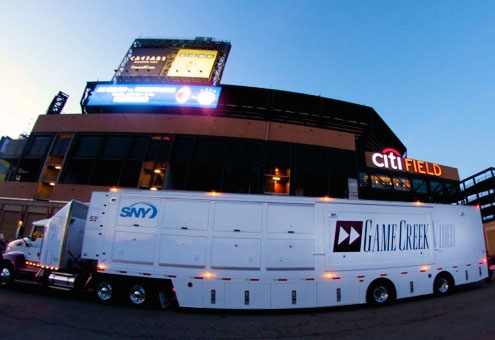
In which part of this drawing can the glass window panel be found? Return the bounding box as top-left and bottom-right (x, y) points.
(61, 159), (93, 184)
(27, 136), (51, 157)
(102, 136), (130, 159)
(127, 136), (148, 160)
(192, 137), (227, 163)
(73, 136), (102, 158)
(227, 139), (263, 165)
(89, 160), (122, 186)
(50, 135), (72, 156)
(171, 136), (194, 162)
(412, 179), (427, 193)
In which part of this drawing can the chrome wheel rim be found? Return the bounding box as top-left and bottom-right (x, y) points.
(96, 282), (113, 301)
(373, 286), (389, 303)
(438, 278), (449, 293)
(0, 268), (11, 285)
(129, 285), (146, 305)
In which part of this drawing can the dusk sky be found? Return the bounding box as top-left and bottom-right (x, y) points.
(0, 1), (493, 179)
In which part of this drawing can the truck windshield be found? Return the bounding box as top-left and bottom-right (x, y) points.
(31, 225), (45, 241)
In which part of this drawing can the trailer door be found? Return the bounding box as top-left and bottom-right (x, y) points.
(325, 208), (434, 271)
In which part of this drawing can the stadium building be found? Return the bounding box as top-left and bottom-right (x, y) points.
(0, 38), (460, 241)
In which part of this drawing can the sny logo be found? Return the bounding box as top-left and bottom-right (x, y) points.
(333, 221), (363, 252)
(120, 202), (157, 219)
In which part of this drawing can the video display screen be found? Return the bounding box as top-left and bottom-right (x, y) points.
(86, 84), (222, 108)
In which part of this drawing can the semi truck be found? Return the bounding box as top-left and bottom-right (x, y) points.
(0, 189), (489, 309)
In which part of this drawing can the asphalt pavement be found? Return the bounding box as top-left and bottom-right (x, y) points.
(0, 279), (494, 339)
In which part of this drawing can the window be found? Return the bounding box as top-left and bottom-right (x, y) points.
(27, 136), (51, 157)
(31, 225), (45, 241)
(120, 160), (142, 187)
(264, 167), (290, 195)
(101, 136), (130, 159)
(295, 146), (327, 196)
(62, 159), (93, 184)
(264, 143), (291, 195)
(192, 137), (227, 163)
(223, 165), (260, 194)
(89, 160), (122, 186)
(412, 179), (427, 194)
(430, 181), (443, 195)
(187, 164), (222, 191)
(393, 177), (411, 191)
(127, 136), (148, 160)
(16, 158), (43, 182)
(50, 134), (72, 156)
(227, 139), (263, 165)
(371, 175), (392, 189)
(73, 136), (102, 158)
(171, 136), (194, 162)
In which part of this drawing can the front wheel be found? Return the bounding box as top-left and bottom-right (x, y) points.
(0, 263), (14, 288)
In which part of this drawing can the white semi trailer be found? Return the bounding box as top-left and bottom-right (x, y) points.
(0, 189), (489, 309)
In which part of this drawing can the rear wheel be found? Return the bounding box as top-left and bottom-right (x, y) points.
(0, 263), (14, 288)
(434, 274), (454, 296)
(95, 280), (116, 303)
(128, 283), (150, 307)
(367, 280), (396, 306)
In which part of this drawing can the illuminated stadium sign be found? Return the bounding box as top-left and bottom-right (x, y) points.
(365, 148), (459, 181)
(167, 49), (218, 79)
(86, 84), (221, 108)
(113, 38), (231, 85)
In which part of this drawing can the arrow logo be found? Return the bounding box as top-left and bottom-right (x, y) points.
(333, 221), (363, 252)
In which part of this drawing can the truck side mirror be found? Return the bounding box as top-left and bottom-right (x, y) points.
(15, 225), (25, 240)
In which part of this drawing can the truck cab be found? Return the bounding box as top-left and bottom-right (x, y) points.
(0, 200), (90, 289)
(5, 220), (49, 262)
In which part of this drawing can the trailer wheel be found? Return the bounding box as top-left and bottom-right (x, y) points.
(128, 283), (150, 307)
(95, 280), (115, 303)
(0, 263), (14, 288)
(434, 273), (454, 296)
(367, 279), (396, 306)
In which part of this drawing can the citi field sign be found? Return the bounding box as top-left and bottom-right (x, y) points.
(364, 148), (459, 180)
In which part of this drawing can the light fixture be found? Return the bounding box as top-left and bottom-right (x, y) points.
(202, 271), (216, 279)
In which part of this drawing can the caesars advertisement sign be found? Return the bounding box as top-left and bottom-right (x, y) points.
(365, 148), (459, 181)
(122, 47), (218, 81)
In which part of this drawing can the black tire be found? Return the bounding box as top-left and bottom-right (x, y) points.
(127, 282), (152, 307)
(367, 280), (396, 306)
(434, 274), (454, 296)
(95, 279), (117, 304)
(0, 262), (14, 288)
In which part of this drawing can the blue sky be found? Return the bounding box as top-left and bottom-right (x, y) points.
(0, 1), (493, 178)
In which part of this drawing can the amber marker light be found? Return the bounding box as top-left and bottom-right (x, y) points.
(202, 271), (216, 279)
(321, 196), (332, 202)
(323, 272), (334, 279)
(154, 169), (162, 174)
(208, 191), (220, 196)
(97, 263), (107, 271)
(110, 187), (119, 192)
(54, 165), (62, 170)
(415, 201), (422, 206)
(150, 187), (158, 191)
(272, 176), (281, 181)
(49, 182), (56, 186)
(420, 265), (430, 272)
